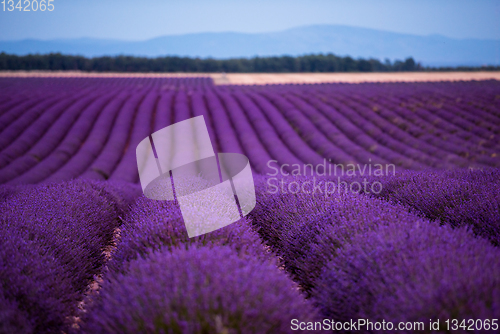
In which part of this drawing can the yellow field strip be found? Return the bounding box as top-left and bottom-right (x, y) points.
(1, 71), (499, 85)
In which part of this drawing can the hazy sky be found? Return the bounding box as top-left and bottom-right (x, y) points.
(0, 0), (499, 41)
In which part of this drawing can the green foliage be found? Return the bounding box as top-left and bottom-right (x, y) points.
(0, 52), (431, 72)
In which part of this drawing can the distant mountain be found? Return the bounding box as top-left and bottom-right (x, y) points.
(1, 25), (499, 67)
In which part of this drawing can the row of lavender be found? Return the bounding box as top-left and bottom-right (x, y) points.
(225, 80), (500, 169)
(0, 178), (321, 333)
(1, 168), (499, 333)
(1, 78), (499, 185)
(250, 168), (500, 332)
(0, 180), (139, 334)
(77, 194), (321, 333)
(359, 168), (500, 246)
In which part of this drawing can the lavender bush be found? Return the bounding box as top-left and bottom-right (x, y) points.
(251, 175), (430, 294)
(360, 168), (500, 246)
(314, 220), (500, 333)
(0, 180), (138, 333)
(81, 246), (321, 334)
(0, 233), (77, 333)
(109, 194), (272, 273)
(0, 290), (33, 334)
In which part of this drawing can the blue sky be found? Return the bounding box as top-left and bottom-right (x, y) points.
(0, 0), (499, 41)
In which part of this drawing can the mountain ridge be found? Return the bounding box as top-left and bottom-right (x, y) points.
(1, 24), (499, 67)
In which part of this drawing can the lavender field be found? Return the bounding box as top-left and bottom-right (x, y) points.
(0, 76), (499, 333)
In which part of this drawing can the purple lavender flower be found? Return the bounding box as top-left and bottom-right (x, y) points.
(81, 245), (321, 334)
(109, 195), (273, 273)
(0, 179), (137, 333)
(314, 220), (500, 332)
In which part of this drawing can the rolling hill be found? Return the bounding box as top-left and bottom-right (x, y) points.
(1, 25), (499, 67)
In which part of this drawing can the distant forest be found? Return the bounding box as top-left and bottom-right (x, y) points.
(0, 52), (499, 72)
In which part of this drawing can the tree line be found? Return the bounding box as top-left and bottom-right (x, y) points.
(0, 52), (498, 72)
